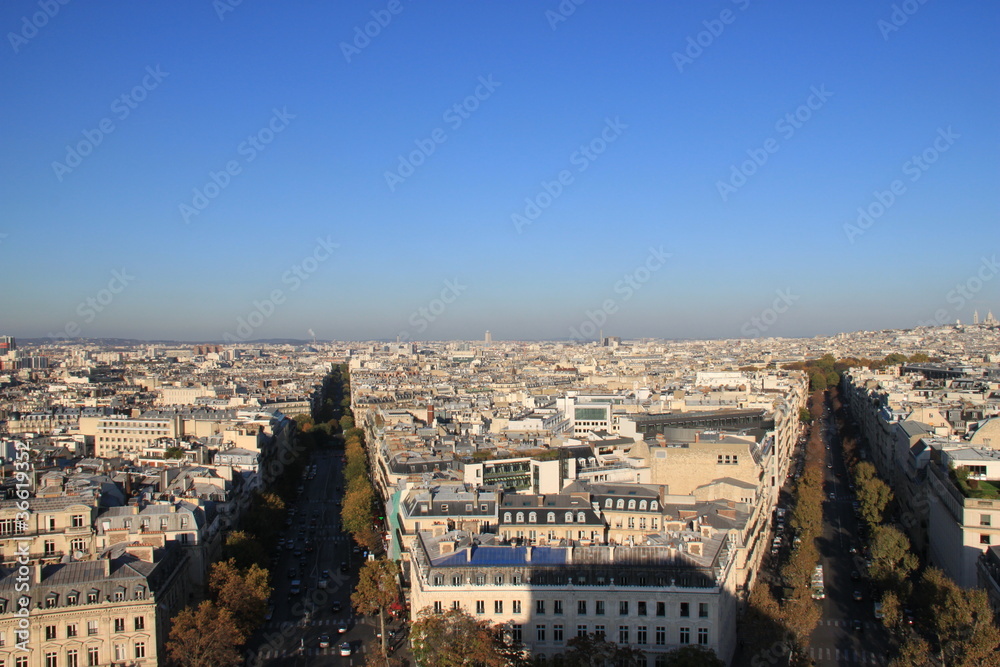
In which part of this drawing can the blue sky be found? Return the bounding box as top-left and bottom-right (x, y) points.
(2, 0), (997, 342)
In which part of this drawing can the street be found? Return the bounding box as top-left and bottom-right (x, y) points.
(807, 406), (891, 666)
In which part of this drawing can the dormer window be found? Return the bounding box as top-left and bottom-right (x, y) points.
(528, 512), (537, 523)
(650, 501), (658, 511)
(87, 589), (99, 604)
(639, 500), (647, 510)
(616, 499), (624, 509)
(577, 512), (586, 523)
(135, 586), (145, 600)
(45, 594), (58, 608)
(516, 512), (524, 523)
(565, 512), (573, 523)
(604, 499), (612, 508)
(67, 592), (79, 605)
(504, 512), (512, 523)
(628, 500), (636, 510)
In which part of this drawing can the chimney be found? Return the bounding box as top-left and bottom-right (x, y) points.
(34, 562), (44, 585)
(466, 544), (474, 562)
(427, 405), (435, 425)
(525, 546), (532, 562)
(103, 555), (112, 578)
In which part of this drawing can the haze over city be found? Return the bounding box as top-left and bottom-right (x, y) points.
(2, 1), (997, 342)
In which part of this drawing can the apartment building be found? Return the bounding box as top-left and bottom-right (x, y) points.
(0, 542), (189, 667)
(409, 528), (739, 665)
(0, 496), (100, 568)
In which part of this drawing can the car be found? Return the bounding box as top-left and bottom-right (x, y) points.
(321, 569), (330, 579)
(828, 492), (836, 500)
(852, 619), (863, 633)
(853, 590), (863, 602)
(904, 608), (915, 625)
(851, 570), (861, 581)
(827, 464), (833, 469)
(332, 600), (342, 613)
(339, 642), (352, 657)
(340, 561), (349, 573)
(318, 634), (331, 649)
(293, 549), (302, 557)
(289, 580), (301, 596)
(338, 623), (348, 634)
(352, 545), (361, 554)
(305, 542), (315, 553)
(287, 567), (296, 578)
(264, 604), (274, 621)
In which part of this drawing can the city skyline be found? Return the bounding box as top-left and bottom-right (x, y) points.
(2, 1), (998, 342)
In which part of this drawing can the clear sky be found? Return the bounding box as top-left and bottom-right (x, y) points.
(2, 1), (997, 343)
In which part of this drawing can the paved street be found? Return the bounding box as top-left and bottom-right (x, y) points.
(807, 405), (891, 666)
(243, 447), (400, 666)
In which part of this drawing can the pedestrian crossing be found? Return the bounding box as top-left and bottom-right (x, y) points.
(817, 618), (876, 630)
(255, 644), (365, 659)
(807, 646), (884, 664)
(263, 615), (365, 631)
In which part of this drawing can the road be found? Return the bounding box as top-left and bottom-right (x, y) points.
(243, 447), (398, 666)
(807, 404), (891, 666)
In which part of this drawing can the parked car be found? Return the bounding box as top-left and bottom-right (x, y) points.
(318, 634), (331, 649)
(339, 642), (352, 657)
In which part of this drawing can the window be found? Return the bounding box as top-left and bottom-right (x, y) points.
(72, 515), (84, 528)
(87, 647), (99, 667)
(594, 625), (605, 639)
(639, 500), (647, 510)
(619, 626), (629, 643)
(637, 601), (647, 616)
(17, 658), (29, 667)
(680, 602), (690, 617)
(577, 624), (588, 638)
(628, 499), (636, 510)
(114, 618), (125, 633)
(513, 600), (521, 614)
(476, 600), (485, 614)
(0, 630), (4, 647)
(434, 576), (444, 586)
(605, 499), (612, 508)
(87, 621), (98, 636)
(452, 576), (462, 586)
(495, 575), (503, 585)
(45, 653), (57, 667)
(511, 625), (522, 643)
(67, 593), (78, 605)
(46, 595), (57, 608)
(115, 644), (126, 661)
(616, 499), (624, 509)
(537, 625), (546, 641)
(114, 590), (125, 602)
(983, 534), (992, 545)
(516, 512), (524, 523)
(529, 512), (537, 523)
(476, 575), (485, 585)
(67, 624), (78, 638)
(433, 601), (443, 613)
(656, 601), (666, 617)
(577, 512), (586, 523)
(452, 601), (461, 610)
(71, 538), (86, 553)
(553, 625), (563, 642)
(565, 512), (573, 523)
(537, 600), (545, 614)
(44, 540), (56, 556)
(547, 512), (555, 522)
(48, 517), (56, 530)
(699, 602), (709, 618)
(66, 650), (78, 667)
(655, 626), (665, 645)
(650, 501), (658, 510)
(679, 627), (690, 644)
(134, 642), (145, 659)
(596, 600), (605, 615)
(504, 512), (512, 522)
(983, 515), (993, 526)
(554, 600), (563, 615)
(577, 600), (586, 615)
(46, 625), (57, 640)
(619, 600), (628, 615)
(698, 628), (709, 645)
(87, 590), (98, 604)
(495, 600), (503, 614)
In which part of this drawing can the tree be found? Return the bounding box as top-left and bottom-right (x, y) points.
(164, 446), (185, 459)
(916, 567), (1000, 666)
(223, 530), (266, 569)
(166, 600), (245, 667)
(340, 414), (355, 431)
(410, 607), (508, 667)
(342, 479), (374, 537)
(660, 645), (726, 666)
(909, 352), (930, 363)
(889, 634), (932, 667)
(856, 470), (893, 526)
(557, 632), (646, 666)
(884, 353), (908, 366)
(209, 559), (271, 635)
(352, 558), (400, 654)
(868, 525), (917, 589)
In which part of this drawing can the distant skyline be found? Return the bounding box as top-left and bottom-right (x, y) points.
(2, 1), (998, 342)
